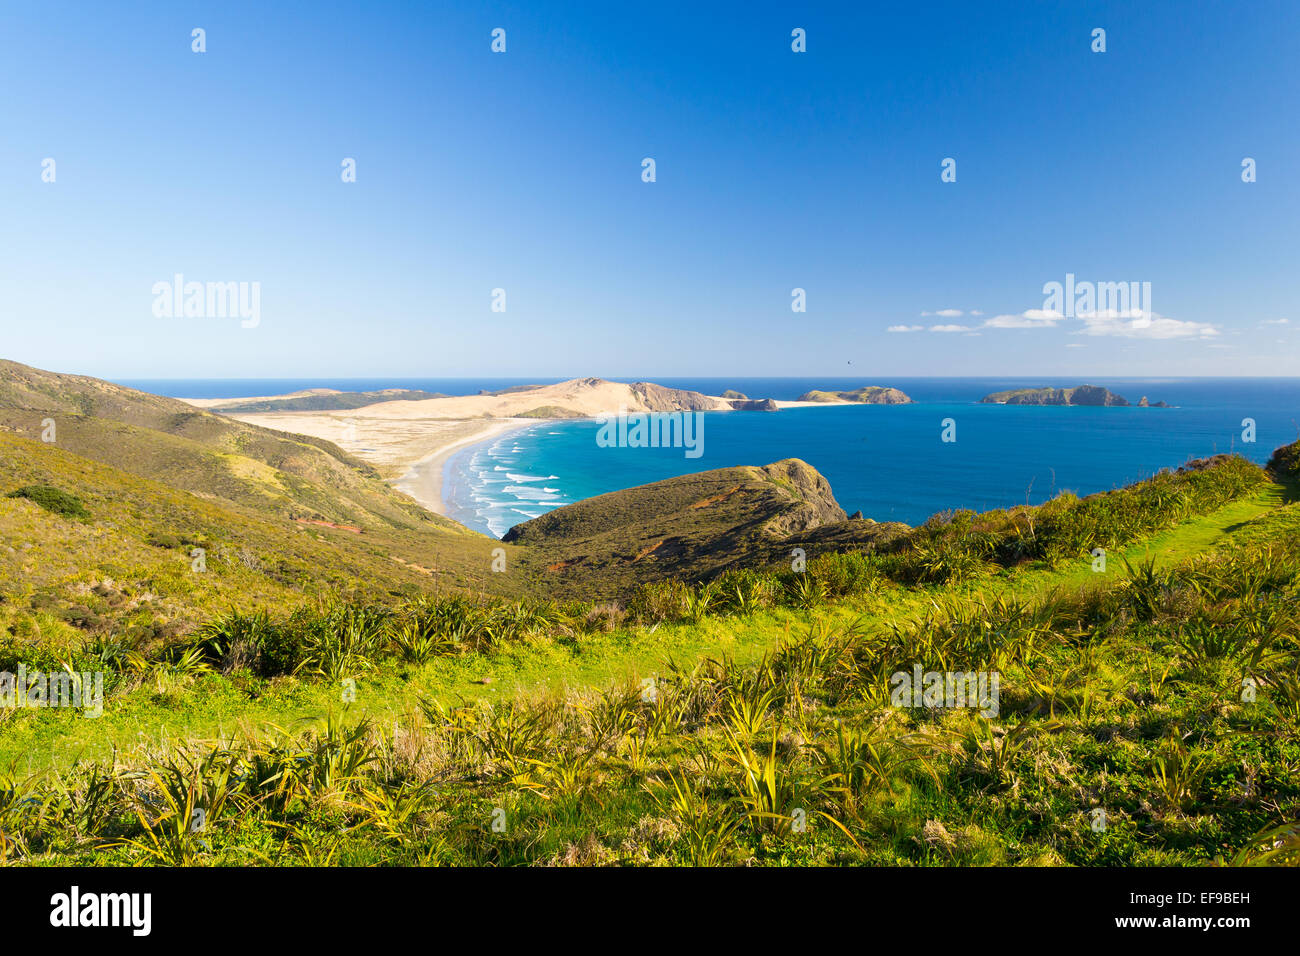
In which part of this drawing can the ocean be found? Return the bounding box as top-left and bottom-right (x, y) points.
(132, 377), (1300, 539)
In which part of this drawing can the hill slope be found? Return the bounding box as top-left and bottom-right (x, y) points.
(796, 386), (913, 404)
(506, 458), (904, 598)
(0, 431), (527, 654)
(0, 360), (539, 641)
(0, 359), (465, 534)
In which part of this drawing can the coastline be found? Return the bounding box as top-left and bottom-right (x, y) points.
(179, 382), (880, 528)
(393, 418), (537, 517)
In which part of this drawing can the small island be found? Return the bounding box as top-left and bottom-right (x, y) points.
(797, 386), (914, 404)
(979, 385), (1165, 407)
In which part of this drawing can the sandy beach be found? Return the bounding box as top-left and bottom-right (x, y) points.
(391, 419), (535, 515)
(186, 407), (538, 516)
(178, 378), (870, 519)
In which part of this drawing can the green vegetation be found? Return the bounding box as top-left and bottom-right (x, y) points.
(980, 385), (1131, 406)
(0, 359), (467, 535)
(5, 485), (90, 521)
(796, 386), (913, 404)
(1, 443), (1297, 866)
(212, 390), (447, 413)
(515, 406), (588, 419)
(506, 458), (904, 599)
(2, 358), (1297, 867)
(1268, 435), (1300, 481)
(881, 455), (1265, 583)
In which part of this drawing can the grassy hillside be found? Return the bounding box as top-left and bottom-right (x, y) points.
(1, 360), (1296, 867)
(0, 360), (552, 628)
(0, 432), (529, 657)
(212, 390), (448, 413)
(0, 443), (1296, 866)
(506, 459), (901, 599)
(0, 359), (464, 534)
(796, 386), (913, 404)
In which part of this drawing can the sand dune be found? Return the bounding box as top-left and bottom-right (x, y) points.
(348, 378), (735, 420)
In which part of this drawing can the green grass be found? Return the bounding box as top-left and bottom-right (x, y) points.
(2, 366), (1297, 868)
(4, 460), (1288, 775)
(1011, 483), (1285, 596)
(3, 474), (1297, 867)
(212, 389), (448, 413)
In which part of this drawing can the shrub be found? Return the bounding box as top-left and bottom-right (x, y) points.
(6, 485), (90, 521)
(580, 603), (626, 633)
(60, 605), (106, 630)
(808, 551), (882, 598)
(627, 580), (692, 624)
(1267, 438), (1300, 480)
(883, 454), (1266, 577)
(901, 539), (990, 585)
(712, 569), (777, 616)
(783, 571), (828, 609)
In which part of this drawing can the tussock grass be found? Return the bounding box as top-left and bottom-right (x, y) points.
(1, 501), (1297, 866)
(3, 443), (1297, 866)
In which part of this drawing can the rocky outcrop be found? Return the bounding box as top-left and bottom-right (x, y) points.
(981, 385), (1132, 406)
(755, 459), (847, 536)
(627, 383), (784, 413)
(797, 386), (913, 404)
(627, 382), (728, 412)
(506, 458), (869, 595)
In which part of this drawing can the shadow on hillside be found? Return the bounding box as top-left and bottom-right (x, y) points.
(1272, 476), (1300, 505)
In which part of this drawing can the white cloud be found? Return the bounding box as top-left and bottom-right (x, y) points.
(1065, 343), (1085, 348)
(1261, 318), (1289, 326)
(918, 303), (1225, 341)
(887, 324), (924, 333)
(982, 310), (1064, 329)
(1075, 310), (1219, 339)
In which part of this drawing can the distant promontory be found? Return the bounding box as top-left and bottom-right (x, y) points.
(980, 385), (1166, 407)
(797, 386), (914, 404)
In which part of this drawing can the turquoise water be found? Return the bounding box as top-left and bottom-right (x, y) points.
(131, 376), (1300, 539)
(440, 379), (1300, 538)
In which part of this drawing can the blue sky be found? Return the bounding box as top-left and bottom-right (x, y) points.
(1, 0), (1296, 378)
